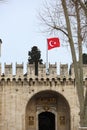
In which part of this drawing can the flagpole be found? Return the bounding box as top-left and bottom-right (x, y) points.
(0, 39), (2, 57)
(46, 40), (49, 74)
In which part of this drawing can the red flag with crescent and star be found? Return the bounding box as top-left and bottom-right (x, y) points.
(47, 37), (60, 50)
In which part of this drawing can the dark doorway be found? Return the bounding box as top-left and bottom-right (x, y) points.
(38, 112), (55, 130)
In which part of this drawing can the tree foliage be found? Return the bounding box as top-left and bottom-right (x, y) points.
(28, 46), (43, 76)
(28, 46), (43, 64)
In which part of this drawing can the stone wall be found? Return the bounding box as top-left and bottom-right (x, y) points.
(0, 77), (81, 130)
(0, 62), (87, 130)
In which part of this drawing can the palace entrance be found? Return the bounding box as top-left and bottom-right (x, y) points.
(25, 90), (71, 130)
(38, 112), (55, 130)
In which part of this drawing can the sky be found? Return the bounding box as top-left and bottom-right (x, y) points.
(0, 0), (73, 74)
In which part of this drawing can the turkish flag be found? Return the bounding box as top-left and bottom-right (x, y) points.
(47, 37), (60, 50)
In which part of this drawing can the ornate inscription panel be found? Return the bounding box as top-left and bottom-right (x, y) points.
(36, 97), (57, 105)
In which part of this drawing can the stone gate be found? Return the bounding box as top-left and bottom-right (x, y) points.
(0, 62), (87, 130)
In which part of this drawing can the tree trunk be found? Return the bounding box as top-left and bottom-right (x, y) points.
(74, 1), (87, 127)
(61, 0), (86, 127)
(83, 90), (87, 126)
(35, 61), (38, 76)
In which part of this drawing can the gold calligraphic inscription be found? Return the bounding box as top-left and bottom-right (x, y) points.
(60, 116), (65, 125)
(29, 116), (34, 125)
(36, 97), (57, 105)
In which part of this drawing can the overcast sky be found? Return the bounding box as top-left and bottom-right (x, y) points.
(0, 0), (73, 73)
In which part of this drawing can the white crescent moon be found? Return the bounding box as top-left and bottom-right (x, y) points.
(49, 40), (56, 47)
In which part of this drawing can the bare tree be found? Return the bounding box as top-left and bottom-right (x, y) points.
(78, 0), (87, 17)
(38, 0), (87, 127)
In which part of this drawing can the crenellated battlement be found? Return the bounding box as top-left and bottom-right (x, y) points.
(0, 62), (58, 78)
(0, 62), (87, 83)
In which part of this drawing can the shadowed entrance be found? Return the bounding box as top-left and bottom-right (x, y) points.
(25, 90), (71, 130)
(38, 112), (55, 130)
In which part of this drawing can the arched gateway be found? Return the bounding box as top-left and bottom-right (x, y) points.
(0, 63), (82, 130)
(25, 90), (71, 130)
